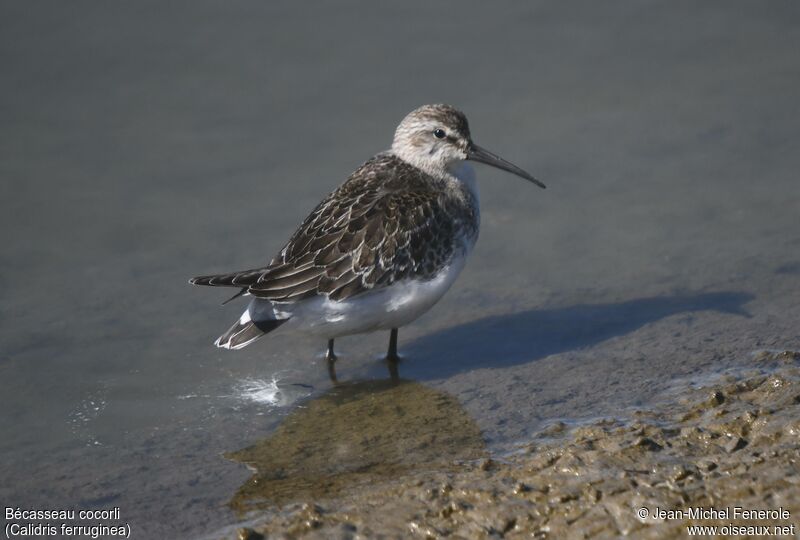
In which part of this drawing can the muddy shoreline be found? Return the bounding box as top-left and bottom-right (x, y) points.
(226, 350), (800, 539)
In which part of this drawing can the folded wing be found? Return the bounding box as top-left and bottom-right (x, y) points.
(190, 154), (472, 303)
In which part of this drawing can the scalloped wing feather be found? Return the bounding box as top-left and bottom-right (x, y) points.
(192, 154), (478, 304)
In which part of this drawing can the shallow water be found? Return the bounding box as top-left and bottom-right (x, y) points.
(225, 378), (486, 513)
(2, 1), (800, 538)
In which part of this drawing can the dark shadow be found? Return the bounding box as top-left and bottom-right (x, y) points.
(776, 261), (800, 275)
(395, 291), (753, 380)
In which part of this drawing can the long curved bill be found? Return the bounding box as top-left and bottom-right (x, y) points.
(467, 144), (546, 189)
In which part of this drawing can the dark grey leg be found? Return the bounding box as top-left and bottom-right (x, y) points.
(327, 361), (338, 384)
(386, 328), (400, 363)
(387, 357), (399, 382)
(326, 339), (338, 384)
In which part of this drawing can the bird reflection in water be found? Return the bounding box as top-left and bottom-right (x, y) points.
(225, 368), (485, 513)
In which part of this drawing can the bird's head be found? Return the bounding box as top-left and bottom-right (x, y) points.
(391, 104), (545, 188)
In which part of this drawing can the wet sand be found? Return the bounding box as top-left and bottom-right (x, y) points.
(227, 351), (800, 538)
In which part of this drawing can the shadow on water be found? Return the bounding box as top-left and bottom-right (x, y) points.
(225, 376), (486, 513)
(400, 291), (754, 379)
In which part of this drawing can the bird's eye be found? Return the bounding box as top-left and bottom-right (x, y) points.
(433, 128), (446, 139)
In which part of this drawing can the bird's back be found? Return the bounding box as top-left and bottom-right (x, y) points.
(191, 153), (479, 304)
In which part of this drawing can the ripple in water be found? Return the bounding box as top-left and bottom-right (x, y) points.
(234, 373), (313, 408)
(68, 388), (108, 446)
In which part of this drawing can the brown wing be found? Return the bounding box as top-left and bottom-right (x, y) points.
(190, 154), (476, 303)
(249, 155), (465, 302)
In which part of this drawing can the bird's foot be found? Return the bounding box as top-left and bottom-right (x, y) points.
(384, 352), (402, 364)
(385, 353), (402, 382)
(327, 355), (339, 385)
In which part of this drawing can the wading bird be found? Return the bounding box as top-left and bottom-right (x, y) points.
(191, 104), (545, 379)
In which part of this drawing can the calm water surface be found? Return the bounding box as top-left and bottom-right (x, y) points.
(1, 2), (799, 537)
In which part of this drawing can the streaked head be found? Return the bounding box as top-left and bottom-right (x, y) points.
(391, 104), (545, 188)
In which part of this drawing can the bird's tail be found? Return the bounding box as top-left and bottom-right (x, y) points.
(190, 268), (264, 288)
(214, 318), (286, 350)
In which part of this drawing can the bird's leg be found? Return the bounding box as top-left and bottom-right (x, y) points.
(326, 339), (338, 384)
(327, 361), (338, 384)
(386, 328), (400, 363)
(387, 357), (399, 382)
(386, 328), (400, 382)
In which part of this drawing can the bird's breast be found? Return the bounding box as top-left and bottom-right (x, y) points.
(445, 161), (480, 246)
(447, 161), (479, 206)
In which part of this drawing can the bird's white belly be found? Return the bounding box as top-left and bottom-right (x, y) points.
(249, 254), (469, 339)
